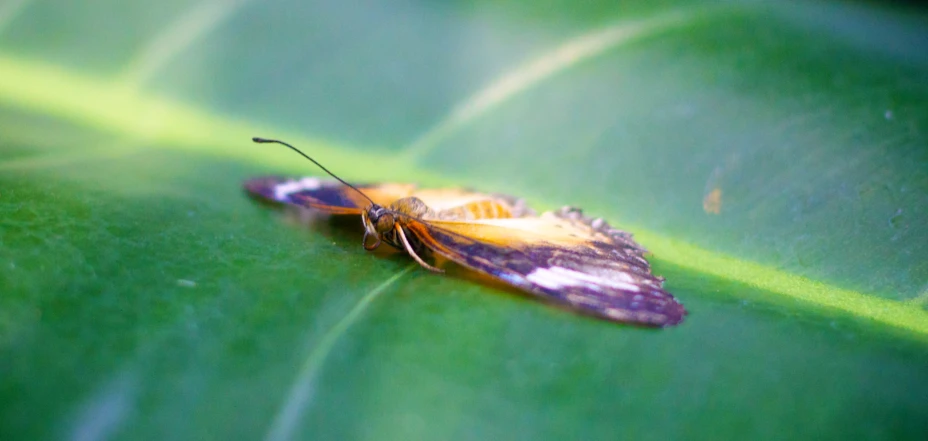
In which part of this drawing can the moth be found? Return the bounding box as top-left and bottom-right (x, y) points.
(245, 138), (686, 327)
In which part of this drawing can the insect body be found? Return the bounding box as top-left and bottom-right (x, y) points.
(246, 138), (686, 327)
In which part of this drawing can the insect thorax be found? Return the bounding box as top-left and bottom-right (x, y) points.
(388, 197), (434, 218)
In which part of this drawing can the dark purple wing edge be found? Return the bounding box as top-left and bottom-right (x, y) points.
(244, 176), (365, 213)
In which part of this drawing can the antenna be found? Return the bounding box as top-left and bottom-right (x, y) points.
(252, 137), (375, 205)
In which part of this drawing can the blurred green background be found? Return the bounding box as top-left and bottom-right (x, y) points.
(2, 0), (927, 440)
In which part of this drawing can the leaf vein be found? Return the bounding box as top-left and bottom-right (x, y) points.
(263, 264), (416, 441)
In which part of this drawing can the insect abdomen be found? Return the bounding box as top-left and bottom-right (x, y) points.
(437, 200), (513, 220)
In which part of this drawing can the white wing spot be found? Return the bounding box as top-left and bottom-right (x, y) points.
(274, 177), (322, 200)
(566, 293), (604, 306)
(605, 308), (632, 320)
(526, 267), (640, 292)
(496, 272), (530, 289)
(615, 271), (634, 283)
(525, 267), (573, 290)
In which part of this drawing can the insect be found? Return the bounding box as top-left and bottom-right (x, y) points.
(245, 137), (686, 327)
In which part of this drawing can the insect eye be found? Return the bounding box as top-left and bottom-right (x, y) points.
(376, 214), (395, 233)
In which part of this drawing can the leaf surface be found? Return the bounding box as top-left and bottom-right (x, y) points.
(2, 1), (927, 440)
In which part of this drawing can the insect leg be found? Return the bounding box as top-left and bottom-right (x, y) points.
(395, 225), (444, 273)
(361, 210), (381, 250)
(363, 231), (382, 250)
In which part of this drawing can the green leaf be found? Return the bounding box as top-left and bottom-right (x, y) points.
(2, 1), (927, 440)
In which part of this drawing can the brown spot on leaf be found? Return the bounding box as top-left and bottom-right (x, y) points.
(703, 188), (722, 214)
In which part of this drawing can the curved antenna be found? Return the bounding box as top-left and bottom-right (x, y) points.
(252, 137), (375, 205)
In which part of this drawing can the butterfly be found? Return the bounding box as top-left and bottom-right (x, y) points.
(245, 138), (686, 327)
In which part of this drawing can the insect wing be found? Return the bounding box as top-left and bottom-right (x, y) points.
(244, 177), (416, 214)
(403, 211), (686, 327)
